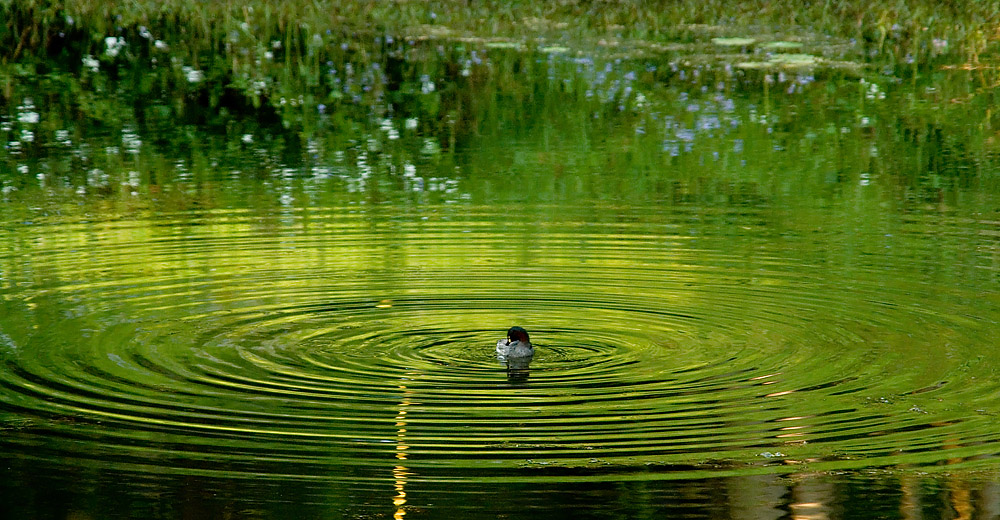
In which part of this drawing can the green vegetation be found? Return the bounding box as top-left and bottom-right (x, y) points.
(2, 0), (1000, 64)
(1, 0), (999, 215)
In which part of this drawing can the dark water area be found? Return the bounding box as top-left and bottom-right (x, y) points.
(3, 18), (1000, 519)
(4, 466), (1000, 520)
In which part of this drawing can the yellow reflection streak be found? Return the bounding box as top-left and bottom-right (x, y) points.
(393, 383), (413, 520)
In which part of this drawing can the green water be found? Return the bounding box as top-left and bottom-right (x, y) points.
(3, 15), (1000, 519)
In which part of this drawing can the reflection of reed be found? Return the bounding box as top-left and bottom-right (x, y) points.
(945, 435), (972, 520)
(726, 474), (784, 520)
(789, 475), (833, 520)
(393, 384), (413, 520)
(949, 481), (972, 520)
(899, 474), (922, 520)
(901, 470), (996, 520)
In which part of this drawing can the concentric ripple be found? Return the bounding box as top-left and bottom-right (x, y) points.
(2, 204), (1000, 482)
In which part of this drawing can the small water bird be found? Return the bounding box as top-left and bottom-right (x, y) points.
(496, 326), (533, 359)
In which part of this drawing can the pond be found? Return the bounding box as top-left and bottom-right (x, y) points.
(2, 16), (1000, 519)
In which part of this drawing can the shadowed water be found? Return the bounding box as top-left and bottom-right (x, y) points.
(3, 22), (1000, 519)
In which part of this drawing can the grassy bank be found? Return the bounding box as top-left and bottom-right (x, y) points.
(2, 0), (999, 64)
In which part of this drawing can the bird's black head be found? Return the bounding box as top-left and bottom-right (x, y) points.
(507, 326), (530, 343)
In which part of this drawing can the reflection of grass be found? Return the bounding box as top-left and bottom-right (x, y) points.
(1, 1), (997, 63)
(1, 0), (997, 215)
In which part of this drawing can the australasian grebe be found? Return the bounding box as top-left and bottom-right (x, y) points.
(496, 326), (533, 358)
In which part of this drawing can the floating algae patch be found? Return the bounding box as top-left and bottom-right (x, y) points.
(737, 53), (819, 69)
(459, 37), (526, 50)
(636, 41), (692, 53)
(711, 37), (756, 47)
(761, 41), (804, 51)
(824, 59), (865, 72)
(735, 61), (771, 69)
(405, 24), (457, 40)
(768, 53), (818, 66)
(484, 40), (524, 50)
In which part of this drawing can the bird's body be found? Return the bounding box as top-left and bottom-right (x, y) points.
(496, 326), (533, 359)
